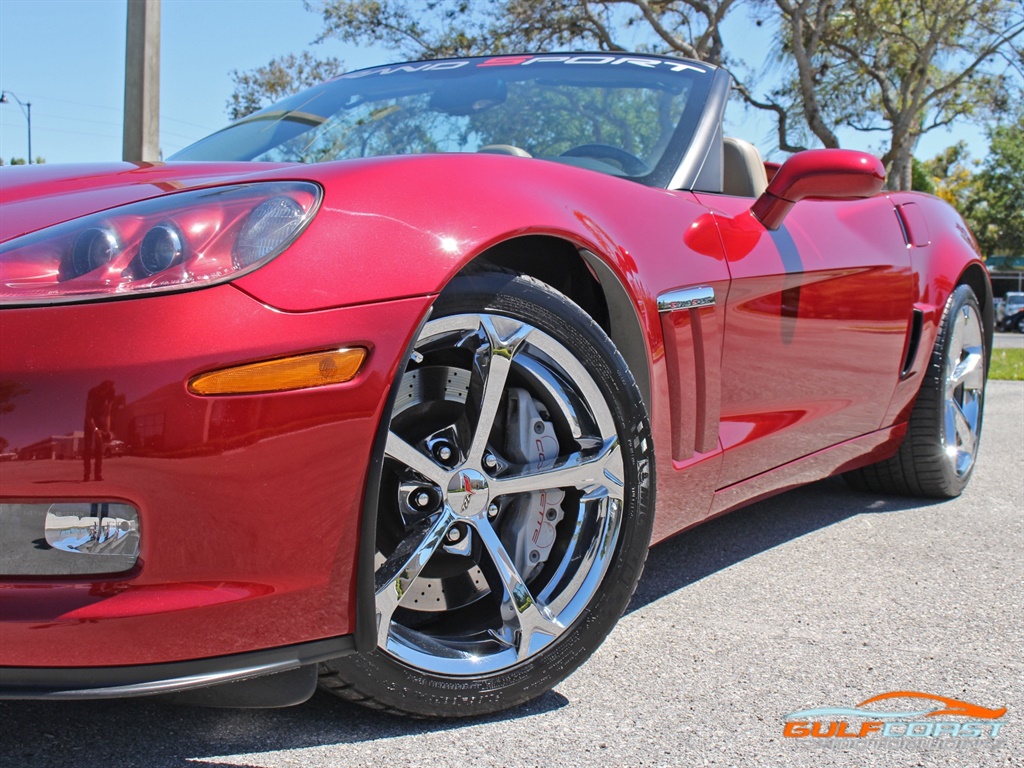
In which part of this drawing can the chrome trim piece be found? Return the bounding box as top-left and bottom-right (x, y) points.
(658, 290), (722, 459)
(657, 286), (716, 313)
(0, 502), (140, 576)
(45, 505), (139, 556)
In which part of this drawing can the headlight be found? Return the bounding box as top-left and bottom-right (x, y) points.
(71, 227), (120, 277)
(0, 181), (321, 305)
(138, 223), (185, 276)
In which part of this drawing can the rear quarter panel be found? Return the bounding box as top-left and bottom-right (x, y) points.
(881, 192), (992, 427)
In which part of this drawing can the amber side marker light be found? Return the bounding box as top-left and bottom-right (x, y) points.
(189, 348), (368, 396)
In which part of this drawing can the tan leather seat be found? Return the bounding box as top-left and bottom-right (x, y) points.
(722, 137), (768, 197)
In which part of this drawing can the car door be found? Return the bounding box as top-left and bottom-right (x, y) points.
(693, 192), (914, 488)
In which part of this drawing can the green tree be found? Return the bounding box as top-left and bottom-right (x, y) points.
(308, 0), (737, 63)
(910, 157), (934, 195)
(921, 141), (978, 210)
(968, 114), (1024, 257)
(760, 0), (1022, 189)
(228, 51), (344, 120)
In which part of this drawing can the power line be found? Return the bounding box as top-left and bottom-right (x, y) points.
(22, 112), (124, 128)
(0, 95), (220, 132)
(8, 125), (120, 141)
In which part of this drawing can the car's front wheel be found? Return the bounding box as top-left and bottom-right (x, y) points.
(319, 271), (655, 717)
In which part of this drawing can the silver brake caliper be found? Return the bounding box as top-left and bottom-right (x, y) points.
(501, 388), (565, 582)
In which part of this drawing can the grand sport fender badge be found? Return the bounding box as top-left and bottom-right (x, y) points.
(657, 285), (716, 312)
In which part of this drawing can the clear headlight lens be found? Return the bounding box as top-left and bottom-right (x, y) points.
(72, 227), (121, 276)
(233, 195), (306, 269)
(0, 181), (321, 305)
(138, 223), (185, 276)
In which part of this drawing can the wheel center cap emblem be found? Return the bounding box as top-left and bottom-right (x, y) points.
(448, 469), (489, 518)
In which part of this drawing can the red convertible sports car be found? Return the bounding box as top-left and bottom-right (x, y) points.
(0, 53), (992, 716)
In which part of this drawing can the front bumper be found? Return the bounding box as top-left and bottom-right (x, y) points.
(0, 284), (429, 668)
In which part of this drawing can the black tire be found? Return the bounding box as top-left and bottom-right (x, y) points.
(320, 272), (655, 717)
(845, 284), (986, 498)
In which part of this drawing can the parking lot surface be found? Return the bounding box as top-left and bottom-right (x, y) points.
(2, 382), (1021, 768)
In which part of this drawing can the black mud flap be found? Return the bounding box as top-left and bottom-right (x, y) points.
(158, 663), (319, 709)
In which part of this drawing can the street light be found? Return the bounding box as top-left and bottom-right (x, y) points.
(0, 90), (33, 164)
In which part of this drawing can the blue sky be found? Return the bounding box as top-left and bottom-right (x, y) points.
(0, 0), (986, 166)
(0, 0), (388, 163)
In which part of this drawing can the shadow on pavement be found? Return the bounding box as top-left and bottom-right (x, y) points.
(0, 687), (568, 767)
(627, 477), (944, 614)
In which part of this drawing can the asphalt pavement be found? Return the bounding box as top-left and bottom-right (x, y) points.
(2, 382), (1021, 768)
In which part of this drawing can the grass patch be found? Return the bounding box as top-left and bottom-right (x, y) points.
(989, 348), (1024, 380)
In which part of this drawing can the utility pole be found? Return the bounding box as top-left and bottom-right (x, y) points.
(122, 0), (160, 162)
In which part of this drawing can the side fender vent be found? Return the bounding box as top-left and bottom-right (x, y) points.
(901, 308), (924, 379)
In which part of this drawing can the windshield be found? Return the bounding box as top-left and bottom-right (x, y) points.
(172, 54), (714, 187)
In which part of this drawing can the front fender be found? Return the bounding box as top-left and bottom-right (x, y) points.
(233, 154), (718, 322)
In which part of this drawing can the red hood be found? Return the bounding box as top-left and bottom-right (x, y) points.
(0, 161), (296, 243)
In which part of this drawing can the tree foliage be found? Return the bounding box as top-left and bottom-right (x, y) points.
(920, 116), (1024, 259)
(910, 157), (934, 195)
(764, 0), (1024, 189)
(308, 0), (736, 63)
(921, 141), (978, 210)
(230, 1), (739, 114)
(227, 51), (344, 121)
(968, 114), (1024, 257)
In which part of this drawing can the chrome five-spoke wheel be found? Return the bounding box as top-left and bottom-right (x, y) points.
(319, 271), (654, 716)
(941, 299), (984, 478)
